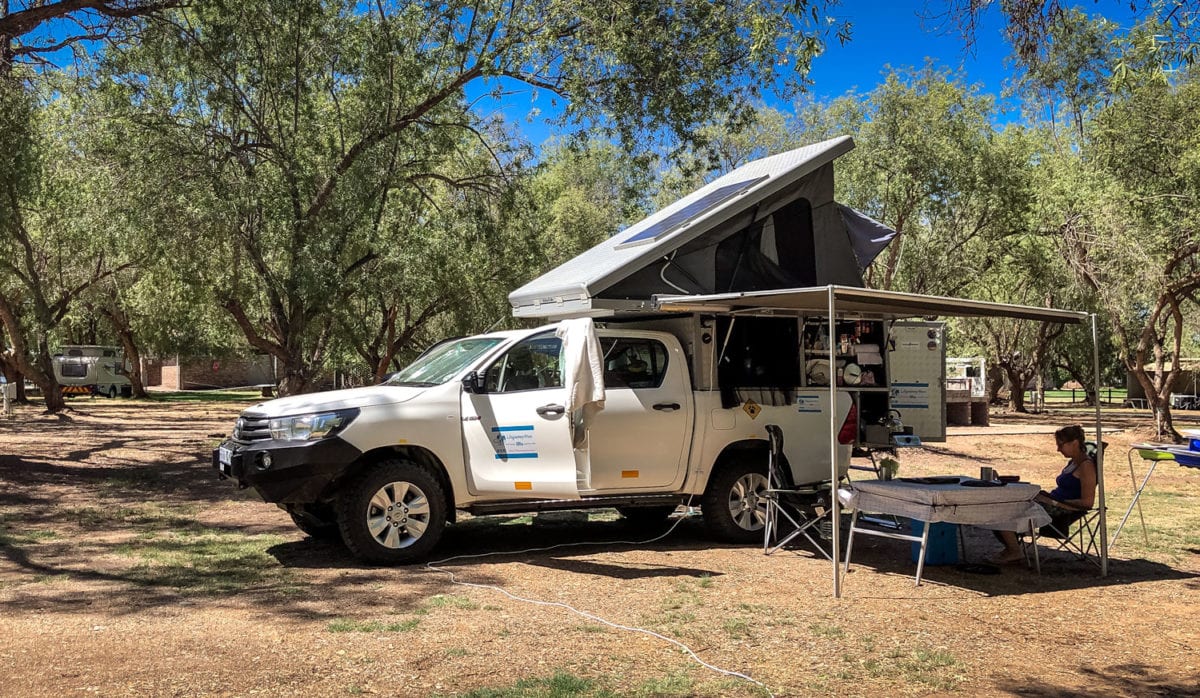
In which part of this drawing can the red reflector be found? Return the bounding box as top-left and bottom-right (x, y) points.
(837, 402), (858, 445)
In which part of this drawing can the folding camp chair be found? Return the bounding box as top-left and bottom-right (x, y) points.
(762, 424), (833, 560)
(1019, 441), (1107, 570)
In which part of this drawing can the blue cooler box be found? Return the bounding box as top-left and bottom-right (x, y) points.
(910, 520), (959, 565)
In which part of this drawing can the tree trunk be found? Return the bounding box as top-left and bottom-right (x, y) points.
(1132, 366), (1178, 440)
(1004, 366), (1028, 412)
(101, 306), (148, 398)
(987, 365), (1005, 404)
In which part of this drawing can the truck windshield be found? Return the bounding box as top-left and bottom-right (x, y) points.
(385, 337), (505, 386)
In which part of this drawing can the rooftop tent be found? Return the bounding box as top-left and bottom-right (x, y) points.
(510, 136), (890, 319)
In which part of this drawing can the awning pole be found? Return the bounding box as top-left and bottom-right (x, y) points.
(1092, 313), (1108, 576)
(828, 286), (841, 597)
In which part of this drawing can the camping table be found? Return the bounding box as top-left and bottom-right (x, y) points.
(838, 476), (1051, 585)
(1111, 444), (1180, 547)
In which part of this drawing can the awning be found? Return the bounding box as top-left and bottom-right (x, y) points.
(654, 285), (1088, 324)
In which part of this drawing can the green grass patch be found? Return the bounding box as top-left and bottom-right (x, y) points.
(0, 524), (59, 546)
(444, 647), (469, 658)
(722, 617), (752, 639)
(635, 670), (695, 696)
(115, 527), (296, 595)
(71, 503), (200, 530)
(425, 593), (478, 610)
(453, 671), (616, 698)
(809, 622), (844, 639)
(327, 618), (421, 633)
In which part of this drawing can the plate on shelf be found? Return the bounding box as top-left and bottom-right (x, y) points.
(806, 359), (830, 385)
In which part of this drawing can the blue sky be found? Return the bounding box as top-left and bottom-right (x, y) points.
(476, 2), (1020, 147)
(482, 0), (1154, 147)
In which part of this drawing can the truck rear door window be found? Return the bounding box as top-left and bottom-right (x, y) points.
(601, 338), (668, 389)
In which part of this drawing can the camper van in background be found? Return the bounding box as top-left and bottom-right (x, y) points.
(53, 345), (132, 398)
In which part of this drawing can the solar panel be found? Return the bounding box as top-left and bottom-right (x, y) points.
(617, 175), (769, 248)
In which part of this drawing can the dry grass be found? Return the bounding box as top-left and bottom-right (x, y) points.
(1, 398), (1198, 696)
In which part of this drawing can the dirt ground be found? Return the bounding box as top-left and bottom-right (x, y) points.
(1, 395), (1198, 697)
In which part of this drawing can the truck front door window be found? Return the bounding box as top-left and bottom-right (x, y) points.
(485, 336), (563, 392)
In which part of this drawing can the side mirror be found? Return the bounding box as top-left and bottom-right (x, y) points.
(461, 370), (487, 394)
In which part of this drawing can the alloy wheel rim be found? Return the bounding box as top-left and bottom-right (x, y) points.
(365, 480), (432, 549)
(727, 472), (768, 531)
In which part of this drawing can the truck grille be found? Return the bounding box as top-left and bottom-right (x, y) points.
(233, 414), (271, 442)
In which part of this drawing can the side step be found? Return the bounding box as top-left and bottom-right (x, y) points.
(465, 494), (684, 517)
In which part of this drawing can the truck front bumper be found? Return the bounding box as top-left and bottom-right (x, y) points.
(213, 437), (362, 503)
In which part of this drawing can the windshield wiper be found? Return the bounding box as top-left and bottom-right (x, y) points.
(389, 381), (438, 387)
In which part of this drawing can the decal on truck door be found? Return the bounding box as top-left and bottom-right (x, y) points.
(491, 425), (537, 459)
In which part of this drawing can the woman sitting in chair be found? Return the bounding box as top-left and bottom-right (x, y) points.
(992, 424), (1097, 564)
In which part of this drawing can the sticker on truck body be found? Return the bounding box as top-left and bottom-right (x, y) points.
(491, 425), (538, 459)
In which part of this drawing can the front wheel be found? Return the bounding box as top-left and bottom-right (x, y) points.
(336, 460), (447, 564)
(107, 386), (117, 399)
(702, 461), (769, 543)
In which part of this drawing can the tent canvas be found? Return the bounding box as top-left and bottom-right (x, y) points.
(510, 136), (876, 319)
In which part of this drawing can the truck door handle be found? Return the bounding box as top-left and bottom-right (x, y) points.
(536, 404), (565, 416)
(653, 402), (681, 411)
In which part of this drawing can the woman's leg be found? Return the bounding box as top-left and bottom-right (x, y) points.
(991, 530), (1024, 563)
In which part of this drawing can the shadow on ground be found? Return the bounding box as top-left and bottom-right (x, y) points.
(994, 662), (1200, 697)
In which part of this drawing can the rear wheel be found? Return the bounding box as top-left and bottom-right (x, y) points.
(702, 460), (769, 542)
(336, 459), (447, 564)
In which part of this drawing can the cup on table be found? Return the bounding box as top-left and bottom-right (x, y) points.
(980, 466), (996, 481)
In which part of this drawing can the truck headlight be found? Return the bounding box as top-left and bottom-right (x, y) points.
(269, 409), (357, 441)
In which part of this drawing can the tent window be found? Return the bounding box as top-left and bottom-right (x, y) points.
(772, 198), (815, 283)
(716, 317), (800, 408)
(715, 198), (815, 292)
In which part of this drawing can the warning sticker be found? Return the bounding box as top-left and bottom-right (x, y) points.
(742, 400), (762, 419)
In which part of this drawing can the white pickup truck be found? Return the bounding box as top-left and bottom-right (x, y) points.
(213, 321), (854, 563)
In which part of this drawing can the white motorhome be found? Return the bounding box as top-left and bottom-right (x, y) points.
(213, 136), (957, 564)
(54, 345), (132, 398)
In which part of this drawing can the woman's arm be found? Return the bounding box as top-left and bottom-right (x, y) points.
(1075, 459), (1097, 509)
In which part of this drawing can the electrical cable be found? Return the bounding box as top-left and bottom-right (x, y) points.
(423, 495), (774, 698)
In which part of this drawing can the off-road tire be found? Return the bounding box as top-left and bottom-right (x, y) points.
(702, 460), (769, 543)
(336, 459), (447, 565)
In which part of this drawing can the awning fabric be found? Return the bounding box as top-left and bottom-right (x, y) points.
(654, 285), (1088, 324)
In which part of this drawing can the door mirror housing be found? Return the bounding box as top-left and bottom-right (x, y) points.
(461, 370), (487, 394)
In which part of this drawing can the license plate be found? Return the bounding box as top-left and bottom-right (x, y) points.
(218, 446), (233, 467)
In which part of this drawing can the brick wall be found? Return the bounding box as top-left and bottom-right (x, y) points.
(178, 356), (274, 389)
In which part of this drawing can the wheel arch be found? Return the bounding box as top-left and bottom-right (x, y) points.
(704, 439), (770, 494)
(328, 445), (457, 523)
